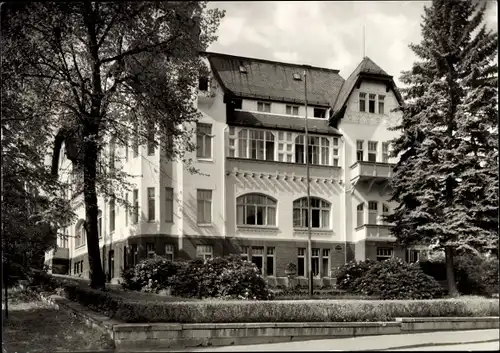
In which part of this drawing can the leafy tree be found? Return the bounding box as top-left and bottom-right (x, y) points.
(2, 1), (224, 289)
(2, 40), (75, 280)
(387, 0), (498, 296)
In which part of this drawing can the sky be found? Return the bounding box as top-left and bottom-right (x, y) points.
(207, 1), (498, 87)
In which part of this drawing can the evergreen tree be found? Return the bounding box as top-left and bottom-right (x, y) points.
(387, 0), (498, 296)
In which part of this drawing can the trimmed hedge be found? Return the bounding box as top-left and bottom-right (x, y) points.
(32, 274), (499, 323)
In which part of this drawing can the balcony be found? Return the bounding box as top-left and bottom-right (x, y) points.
(354, 224), (396, 242)
(350, 161), (395, 183)
(226, 157), (342, 182)
(197, 89), (216, 106)
(53, 247), (69, 259)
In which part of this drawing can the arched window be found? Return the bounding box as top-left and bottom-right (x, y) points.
(293, 197), (330, 229)
(75, 219), (86, 248)
(237, 194), (277, 226)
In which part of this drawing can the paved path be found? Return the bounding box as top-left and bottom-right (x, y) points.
(397, 340), (499, 351)
(182, 329), (499, 351)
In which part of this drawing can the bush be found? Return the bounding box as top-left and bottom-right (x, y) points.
(169, 255), (271, 300)
(121, 256), (181, 293)
(352, 258), (444, 300)
(334, 259), (376, 291)
(419, 253), (499, 296)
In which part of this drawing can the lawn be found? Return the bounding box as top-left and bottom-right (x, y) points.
(2, 287), (114, 353)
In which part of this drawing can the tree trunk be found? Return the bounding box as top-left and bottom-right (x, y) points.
(445, 246), (459, 297)
(83, 129), (106, 290)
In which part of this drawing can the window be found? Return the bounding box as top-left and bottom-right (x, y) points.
(75, 220), (86, 248)
(165, 187), (174, 223)
(312, 248), (320, 277)
(146, 242), (155, 258)
(406, 249), (421, 263)
(131, 244), (138, 267)
(278, 131), (293, 162)
(97, 210), (102, 239)
(356, 203), (364, 227)
(250, 130), (275, 161)
(359, 92), (366, 112)
(382, 203), (389, 225)
(238, 129), (248, 158)
(251, 247), (264, 274)
(333, 138), (339, 166)
(368, 141), (377, 162)
(197, 245), (213, 260)
(378, 95), (385, 114)
(240, 246), (249, 261)
(228, 126), (236, 157)
(320, 137), (330, 165)
(314, 108), (326, 119)
(286, 105), (299, 116)
(257, 101), (271, 112)
(297, 248), (305, 277)
(125, 193), (128, 226)
(132, 189), (139, 224)
(322, 249), (330, 278)
(369, 94), (376, 113)
(196, 123), (212, 159)
(293, 197), (330, 229)
(237, 194), (276, 226)
(109, 198), (115, 233)
(382, 142), (390, 163)
(147, 124), (155, 156)
(356, 140), (364, 162)
(368, 201), (378, 224)
(198, 76), (209, 91)
(109, 138), (116, 169)
(133, 123), (139, 157)
(295, 135), (305, 164)
(147, 187), (155, 222)
(165, 244), (174, 261)
(266, 247), (275, 276)
(197, 189), (212, 224)
(377, 248), (393, 261)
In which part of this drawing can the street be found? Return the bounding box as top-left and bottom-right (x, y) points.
(182, 330), (500, 352)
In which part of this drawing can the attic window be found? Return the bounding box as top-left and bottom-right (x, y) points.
(293, 73), (302, 81)
(314, 108), (326, 119)
(239, 65), (247, 73)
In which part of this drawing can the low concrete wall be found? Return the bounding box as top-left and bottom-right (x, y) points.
(397, 317), (500, 333)
(113, 321), (401, 350)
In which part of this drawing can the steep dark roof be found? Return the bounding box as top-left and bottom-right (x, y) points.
(206, 52), (344, 107)
(228, 111), (341, 136)
(331, 56), (404, 123)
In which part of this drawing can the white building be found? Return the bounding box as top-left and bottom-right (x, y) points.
(46, 53), (426, 284)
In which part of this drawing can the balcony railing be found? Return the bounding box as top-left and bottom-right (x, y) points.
(350, 161), (395, 182)
(354, 224), (396, 241)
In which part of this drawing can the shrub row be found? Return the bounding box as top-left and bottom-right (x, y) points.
(30, 273), (499, 323)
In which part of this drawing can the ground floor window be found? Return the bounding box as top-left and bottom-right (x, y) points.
(197, 245), (213, 260)
(165, 244), (174, 261)
(297, 248), (306, 276)
(406, 249), (420, 263)
(252, 247), (264, 274)
(312, 248), (320, 277)
(266, 247), (275, 276)
(376, 247), (393, 261)
(322, 249), (330, 278)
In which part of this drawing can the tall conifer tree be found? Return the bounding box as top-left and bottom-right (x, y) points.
(387, 0), (498, 296)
